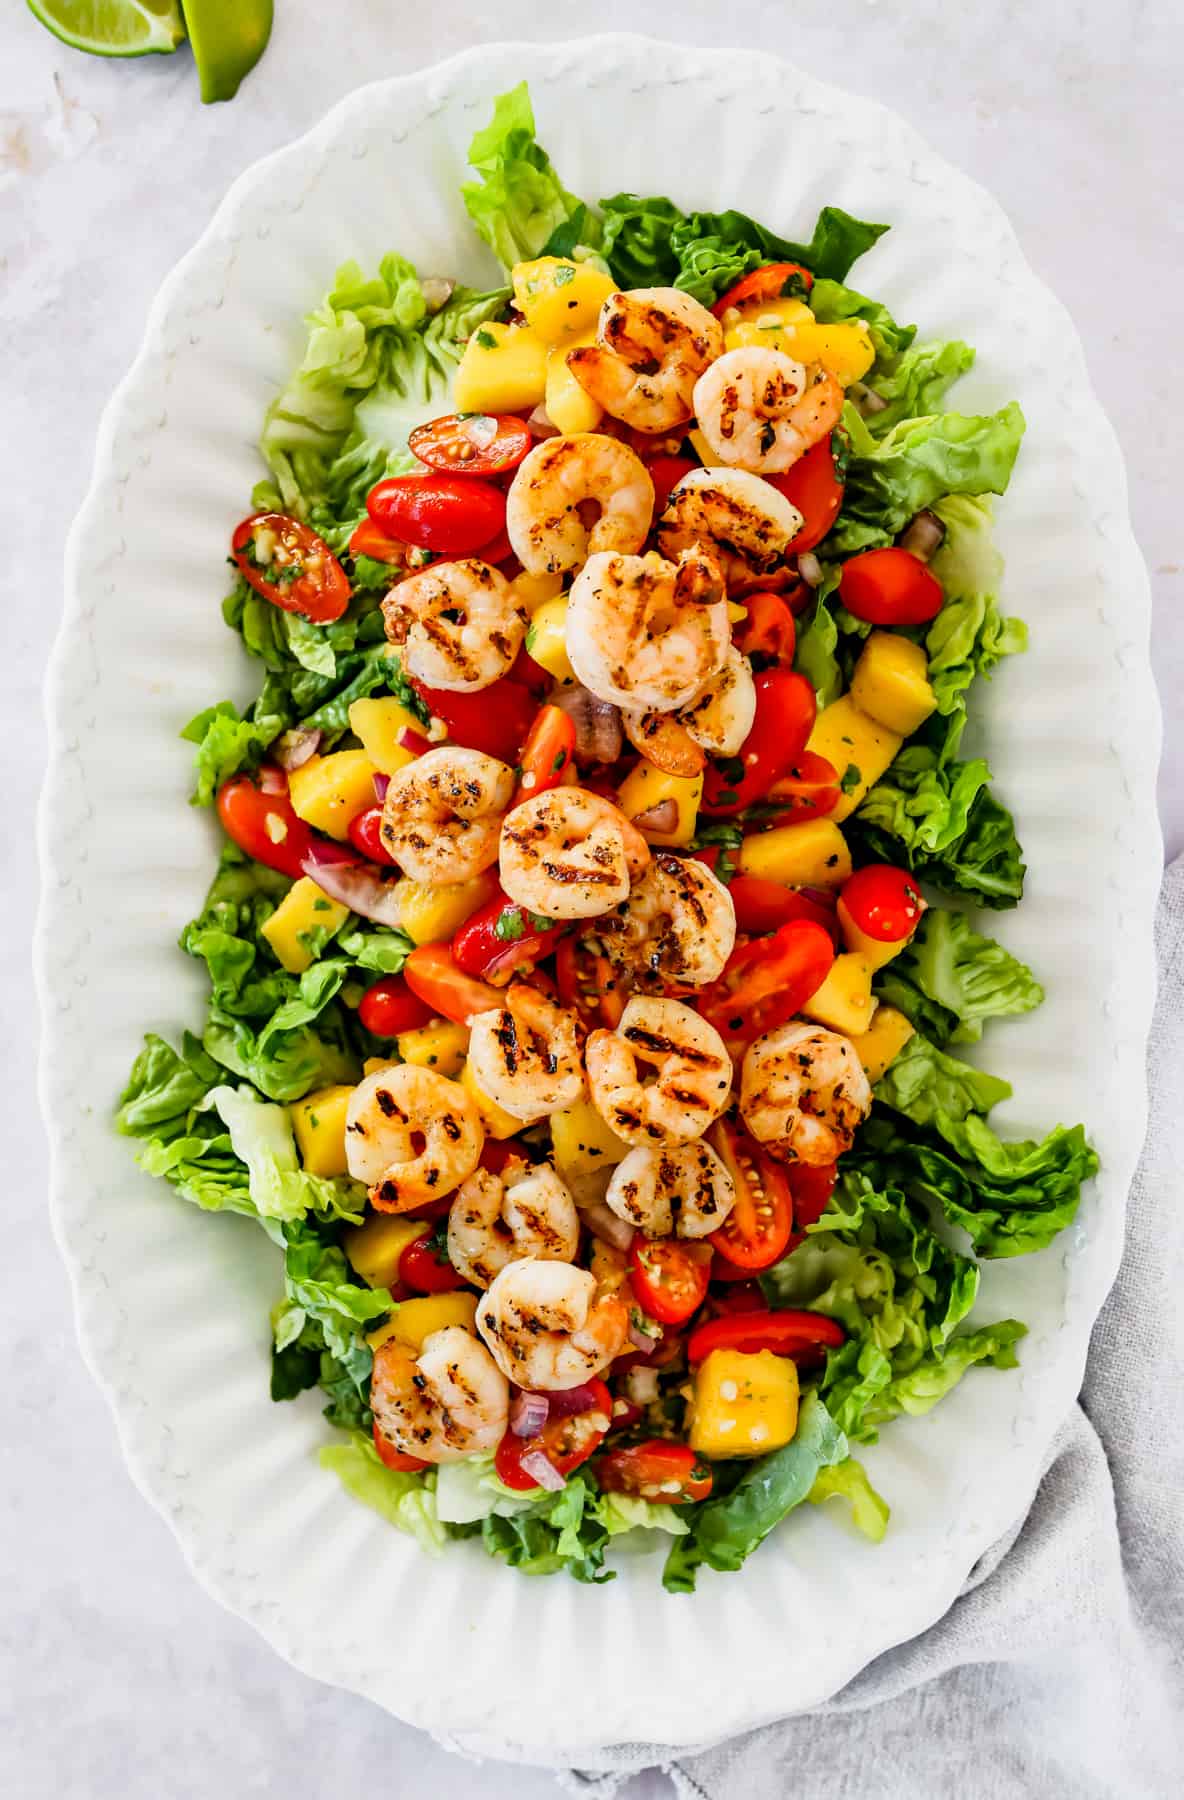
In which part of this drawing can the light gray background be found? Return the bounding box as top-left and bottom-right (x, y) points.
(3, 4), (1179, 1796)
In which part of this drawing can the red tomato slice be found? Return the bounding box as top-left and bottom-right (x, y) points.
(596, 1439), (712, 1504)
(688, 1309), (845, 1366)
(232, 513), (350, 623)
(479, 1137), (531, 1176)
(514, 704), (577, 805)
(373, 1419), (429, 1472)
(707, 1280), (766, 1314)
(706, 1120), (794, 1271)
(839, 863), (926, 941)
(402, 943), (505, 1026)
(762, 750), (842, 822)
(409, 412), (532, 477)
(728, 874), (839, 939)
(735, 590), (797, 668)
(700, 669), (816, 816)
(399, 1231), (470, 1295)
(711, 261), (814, 317)
(451, 890), (567, 984)
(555, 936), (626, 1031)
(349, 518), (405, 564)
(629, 1237), (712, 1326)
(787, 1161), (837, 1230)
(216, 768), (315, 879)
(475, 525), (515, 566)
(347, 804), (399, 866)
(367, 475), (506, 557)
(412, 676), (537, 763)
(839, 546), (944, 625)
(507, 643), (552, 696)
(494, 1378), (613, 1491)
(648, 454), (698, 514)
(766, 437), (845, 555)
(357, 975), (434, 1038)
(696, 919), (836, 1048)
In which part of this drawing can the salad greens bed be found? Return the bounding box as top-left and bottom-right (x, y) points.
(118, 84), (1097, 1589)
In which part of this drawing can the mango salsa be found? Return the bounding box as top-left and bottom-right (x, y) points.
(726, 316), (875, 385)
(459, 1057), (521, 1140)
(290, 1083), (355, 1177)
(261, 876), (350, 974)
(395, 1019), (470, 1078)
(545, 332), (603, 434)
(453, 319), (548, 414)
(806, 696), (902, 823)
(850, 632), (937, 738)
(511, 257), (617, 344)
(688, 1348), (800, 1459)
(525, 597), (578, 687)
(287, 749), (380, 841)
(550, 1099), (631, 1183)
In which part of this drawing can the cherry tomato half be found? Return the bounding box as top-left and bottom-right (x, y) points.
(495, 1379), (613, 1491)
(451, 890), (567, 985)
(409, 412), (533, 477)
(402, 943), (505, 1026)
(728, 875), (839, 940)
(514, 704), (577, 805)
(412, 676), (537, 763)
(735, 590), (797, 669)
(629, 1237), (712, 1327)
(349, 518), (405, 564)
(347, 804), (399, 866)
(707, 1120), (794, 1271)
(232, 513), (350, 623)
(556, 936), (626, 1031)
(700, 669), (817, 817)
(399, 1231), (470, 1295)
(787, 1161), (838, 1233)
(373, 1418), (428, 1473)
(711, 261), (814, 317)
(596, 1439), (713, 1504)
(766, 436), (845, 555)
(217, 767), (315, 879)
(367, 474), (506, 557)
(839, 546), (944, 626)
(839, 864), (926, 942)
(763, 750), (842, 822)
(688, 1309), (844, 1366)
(357, 975), (433, 1038)
(696, 919), (836, 1048)
(648, 454), (698, 515)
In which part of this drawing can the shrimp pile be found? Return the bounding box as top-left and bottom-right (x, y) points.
(345, 1064), (484, 1210)
(381, 746), (513, 885)
(586, 997), (733, 1146)
(476, 1260), (629, 1389)
(739, 1022), (872, 1166)
(567, 288), (724, 432)
(381, 559), (527, 691)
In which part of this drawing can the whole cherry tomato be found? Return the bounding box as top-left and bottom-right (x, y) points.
(408, 412), (533, 477)
(357, 975), (433, 1038)
(839, 546), (944, 625)
(687, 1309), (844, 1366)
(700, 669), (816, 816)
(232, 513), (350, 623)
(838, 864), (926, 942)
(367, 474), (506, 557)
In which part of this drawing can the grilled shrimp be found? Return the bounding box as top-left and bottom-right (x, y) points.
(692, 348), (844, 474)
(447, 1158), (581, 1289)
(586, 996), (733, 1146)
(499, 786), (651, 920)
(381, 746), (514, 885)
(566, 287), (724, 433)
(605, 1138), (735, 1239)
(625, 645), (756, 773)
(657, 465), (802, 593)
(505, 434), (654, 576)
(476, 1259), (630, 1390)
(598, 852), (736, 989)
(344, 1063), (484, 1210)
(380, 559), (527, 692)
(739, 1021), (872, 1166)
(371, 1327), (508, 1463)
(620, 707), (705, 777)
(466, 984), (585, 1122)
(565, 549), (729, 713)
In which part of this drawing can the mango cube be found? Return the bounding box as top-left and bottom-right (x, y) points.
(290, 1083), (355, 1177)
(727, 317), (875, 385)
(344, 1212), (429, 1288)
(261, 876), (350, 974)
(738, 817), (852, 888)
(512, 569), (565, 615)
(806, 696), (902, 822)
(849, 1004), (916, 1083)
(395, 1019), (470, 1078)
(347, 696), (425, 775)
(525, 597), (577, 687)
(850, 632), (937, 738)
(453, 319), (548, 414)
(550, 1099), (631, 1183)
(799, 951), (877, 1036)
(287, 749), (380, 841)
(394, 871), (498, 946)
(512, 257), (617, 343)
(367, 1291), (479, 1354)
(616, 761), (703, 848)
(459, 1058), (522, 1140)
(546, 335), (604, 434)
(688, 1349), (799, 1459)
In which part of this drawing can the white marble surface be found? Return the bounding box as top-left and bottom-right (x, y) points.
(3, 3), (1179, 1795)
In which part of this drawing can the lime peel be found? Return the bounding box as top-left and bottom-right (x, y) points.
(26, 0), (186, 56)
(181, 0), (273, 104)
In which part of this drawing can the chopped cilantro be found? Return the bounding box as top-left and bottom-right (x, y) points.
(494, 908), (526, 942)
(553, 264), (576, 286)
(839, 763), (862, 795)
(475, 329), (497, 350)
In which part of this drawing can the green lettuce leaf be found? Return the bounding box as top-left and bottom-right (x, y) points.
(873, 1031), (1012, 1126)
(854, 742), (1026, 909)
(478, 1472), (615, 1583)
(320, 1433), (445, 1554)
(810, 278), (916, 362)
(862, 338), (975, 432)
(180, 698), (288, 805)
(276, 1220), (391, 1362)
(925, 496), (1028, 720)
(202, 958), (358, 1101)
(662, 1393), (847, 1591)
(461, 82), (589, 267)
(204, 1085), (363, 1225)
(335, 924), (415, 976)
(876, 907), (1044, 1045)
(807, 1457), (890, 1542)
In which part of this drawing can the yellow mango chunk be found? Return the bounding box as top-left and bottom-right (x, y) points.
(836, 893), (917, 972)
(396, 1019), (470, 1078)
(806, 696), (902, 822)
(688, 1349), (799, 1460)
(738, 817), (852, 888)
(511, 257), (617, 344)
(849, 1004), (916, 1084)
(546, 333), (603, 434)
(367, 1291), (479, 1354)
(344, 1212), (429, 1288)
(799, 951), (877, 1036)
(394, 871), (498, 946)
(459, 1058), (522, 1140)
(290, 1083), (355, 1177)
(287, 749), (380, 841)
(850, 631), (937, 738)
(260, 876), (350, 974)
(513, 569), (564, 615)
(525, 596), (577, 687)
(616, 761), (702, 848)
(551, 1099), (632, 1183)
(453, 319), (548, 414)
(727, 317), (875, 386)
(722, 296), (815, 346)
(687, 426), (727, 470)
(347, 696), (425, 775)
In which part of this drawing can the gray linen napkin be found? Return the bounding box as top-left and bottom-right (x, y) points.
(562, 859), (1184, 1798)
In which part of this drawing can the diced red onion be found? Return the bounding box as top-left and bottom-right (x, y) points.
(579, 1198), (634, 1252)
(850, 380), (887, 417)
(397, 727), (433, 757)
(554, 685), (623, 764)
(527, 403), (560, 439)
(273, 728), (321, 771)
(797, 551), (823, 588)
(510, 1390), (550, 1438)
(632, 798), (679, 834)
(628, 1318), (660, 1354)
(546, 1381), (605, 1420)
(372, 772), (390, 802)
(519, 1448), (565, 1491)
(898, 509), (946, 564)
(421, 276), (455, 315)
(300, 847), (404, 925)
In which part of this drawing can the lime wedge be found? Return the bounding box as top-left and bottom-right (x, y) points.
(181, 0), (272, 104)
(26, 0), (185, 55)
